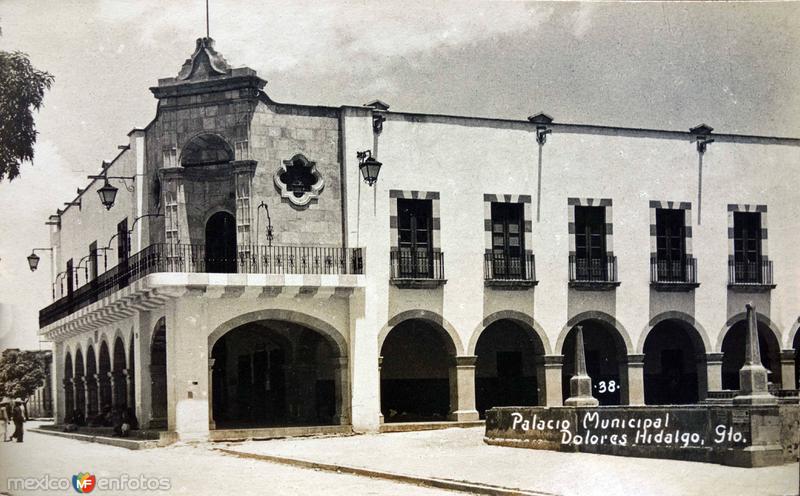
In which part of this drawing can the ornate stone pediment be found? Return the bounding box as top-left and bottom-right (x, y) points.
(273, 154), (324, 207)
(177, 37), (231, 81)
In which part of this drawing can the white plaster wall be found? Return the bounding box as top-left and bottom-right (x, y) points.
(343, 110), (800, 425)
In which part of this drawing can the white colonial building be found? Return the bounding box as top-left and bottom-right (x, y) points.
(38, 38), (800, 442)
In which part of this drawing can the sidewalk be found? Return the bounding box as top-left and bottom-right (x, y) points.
(219, 426), (798, 496)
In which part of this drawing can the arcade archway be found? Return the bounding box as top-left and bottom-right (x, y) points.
(98, 341), (112, 410)
(474, 319), (545, 417)
(643, 319), (705, 404)
(380, 318), (456, 422)
(113, 337), (127, 409)
(721, 320), (781, 390)
(74, 349), (85, 417)
(211, 320), (343, 429)
(64, 352), (74, 418)
(150, 318), (167, 426)
(561, 320), (627, 405)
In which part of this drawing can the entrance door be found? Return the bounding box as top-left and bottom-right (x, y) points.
(397, 199), (433, 278)
(205, 211), (237, 273)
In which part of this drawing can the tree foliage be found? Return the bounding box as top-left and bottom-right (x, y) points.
(0, 44), (54, 181)
(0, 349), (47, 400)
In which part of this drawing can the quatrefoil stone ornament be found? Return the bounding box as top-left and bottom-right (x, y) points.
(273, 154), (324, 206)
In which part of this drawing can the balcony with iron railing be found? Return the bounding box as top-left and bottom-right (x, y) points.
(39, 243), (365, 328)
(650, 257), (700, 292)
(728, 258), (776, 292)
(484, 252), (537, 289)
(389, 248), (446, 289)
(568, 254), (620, 290)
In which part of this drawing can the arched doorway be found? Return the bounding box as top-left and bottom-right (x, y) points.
(474, 320), (544, 418)
(211, 320), (341, 428)
(64, 352), (74, 419)
(113, 337), (127, 409)
(98, 342), (112, 411)
(643, 320), (705, 404)
(561, 320), (627, 405)
(86, 346), (98, 418)
(205, 211), (237, 273)
(150, 319), (167, 427)
(74, 350), (85, 417)
(381, 319), (455, 422)
(721, 320), (781, 390)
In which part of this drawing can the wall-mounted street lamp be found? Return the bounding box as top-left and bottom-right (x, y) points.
(27, 248), (52, 272)
(357, 150), (382, 186)
(690, 124), (714, 225)
(88, 163), (136, 210)
(256, 202), (274, 247)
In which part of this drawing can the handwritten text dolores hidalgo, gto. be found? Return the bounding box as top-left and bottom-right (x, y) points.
(509, 411), (746, 448)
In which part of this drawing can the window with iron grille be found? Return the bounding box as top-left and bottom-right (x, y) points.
(397, 199), (433, 278)
(574, 206), (606, 280)
(235, 173), (252, 257)
(655, 209), (686, 280)
(491, 202), (524, 278)
(733, 212), (762, 283)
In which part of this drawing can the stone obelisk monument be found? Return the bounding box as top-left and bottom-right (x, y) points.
(565, 326), (599, 407)
(733, 303), (777, 405)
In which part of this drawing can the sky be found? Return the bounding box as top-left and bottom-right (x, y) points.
(0, 0), (798, 350)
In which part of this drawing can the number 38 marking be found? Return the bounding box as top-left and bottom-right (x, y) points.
(596, 380), (619, 393)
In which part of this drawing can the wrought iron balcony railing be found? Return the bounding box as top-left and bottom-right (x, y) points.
(40, 243), (364, 327)
(650, 257), (699, 290)
(484, 252), (537, 286)
(569, 254), (618, 284)
(728, 258), (775, 289)
(390, 248), (445, 287)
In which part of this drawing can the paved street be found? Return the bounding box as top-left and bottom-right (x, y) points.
(0, 423), (458, 496)
(223, 426), (799, 496)
(1, 423), (797, 496)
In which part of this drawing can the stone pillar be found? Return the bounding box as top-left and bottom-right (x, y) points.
(207, 358), (215, 430)
(377, 355), (384, 424)
(124, 369), (134, 409)
(52, 342), (65, 424)
(706, 353), (724, 391)
(695, 353), (709, 400)
(565, 326), (599, 407)
(331, 356), (350, 424)
(780, 350), (796, 390)
(82, 377), (91, 418)
(540, 355), (563, 406)
(624, 354), (646, 406)
(448, 355), (479, 422)
(734, 303), (777, 405)
(108, 371), (117, 408)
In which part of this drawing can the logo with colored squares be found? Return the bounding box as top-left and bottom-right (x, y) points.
(72, 473), (96, 493)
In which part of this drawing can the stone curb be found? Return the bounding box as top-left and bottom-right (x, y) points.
(214, 447), (558, 496)
(29, 428), (158, 450)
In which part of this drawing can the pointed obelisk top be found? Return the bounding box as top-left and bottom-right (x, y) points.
(565, 326), (599, 407)
(734, 302), (777, 405)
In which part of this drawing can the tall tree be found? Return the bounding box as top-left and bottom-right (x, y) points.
(0, 349), (47, 400)
(0, 29), (54, 182)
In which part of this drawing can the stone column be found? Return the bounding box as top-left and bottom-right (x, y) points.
(448, 355), (479, 422)
(82, 377), (91, 418)
(124, 369), (134, 409)
(52, 342), (65, 424)
(207, 358), (216, 430)
(378, 355), (384, 424)
(95, 374), (103, 414)
(565, 326), (599, 407)
(624, 354), (646, 406)
(331, 356), (350, 425)
(705, 353), (724, 392)
(540, 355), (564, 406)
(695, 353), (709, 400)
(108, 371), (117, 408)
(780, 350), (796, 390)
(734, 303), (777, 405)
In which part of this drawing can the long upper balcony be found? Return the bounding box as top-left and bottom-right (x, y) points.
(39, 243), (365, 328)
